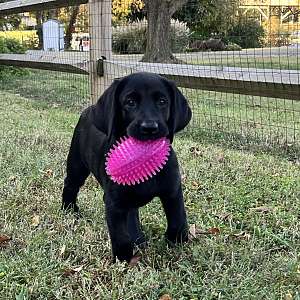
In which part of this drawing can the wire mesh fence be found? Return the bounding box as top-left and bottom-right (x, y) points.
(0, 0), (299, 149)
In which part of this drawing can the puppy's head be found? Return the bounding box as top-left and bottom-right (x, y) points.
(94, 72), (192, 143)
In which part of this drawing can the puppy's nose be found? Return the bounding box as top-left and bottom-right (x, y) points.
(140, 120), (159, 135)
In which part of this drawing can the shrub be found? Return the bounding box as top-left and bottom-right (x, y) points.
(225, 42), (242, 51)
(227, 18), (265, 49)
(0, 37), (29, 79)
(112, 19), (190, 54)
(0, 30), (38, 49)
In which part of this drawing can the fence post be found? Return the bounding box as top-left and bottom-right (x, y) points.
(89, 0), (112, 104)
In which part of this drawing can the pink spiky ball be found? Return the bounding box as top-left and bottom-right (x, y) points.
(105, 136), (171, 186)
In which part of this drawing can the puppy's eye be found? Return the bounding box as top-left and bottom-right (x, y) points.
(125, 98), (136, 107)
(158, 98), (167, 106)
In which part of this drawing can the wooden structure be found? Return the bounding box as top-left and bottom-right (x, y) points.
(0, 0), (299, 102)
(240, 0), (300, 27)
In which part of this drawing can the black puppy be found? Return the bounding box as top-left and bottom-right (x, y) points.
(62, 72), (192, 262)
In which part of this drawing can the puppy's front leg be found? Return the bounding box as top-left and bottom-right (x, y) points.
(160, 184), (189, 245)
(105, 195), (133, 262)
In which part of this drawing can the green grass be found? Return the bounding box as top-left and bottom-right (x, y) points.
(188, 56), (300, 70)
(0, 81), (300, 299)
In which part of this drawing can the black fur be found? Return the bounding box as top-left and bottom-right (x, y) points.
(62, 72), (192, 262)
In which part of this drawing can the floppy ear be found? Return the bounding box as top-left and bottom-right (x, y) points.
(92, 79), (122, 141)
(166, 80), (192, 142)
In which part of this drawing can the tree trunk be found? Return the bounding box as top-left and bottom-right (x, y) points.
(64, 6), (80, 49)
(142, 0), (188, 63)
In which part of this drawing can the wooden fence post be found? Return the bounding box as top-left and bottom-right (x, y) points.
(89, 0), (112, 104)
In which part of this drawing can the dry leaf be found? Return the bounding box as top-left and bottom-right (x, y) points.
(44, 169), (53, 177)
(63, 265), (83, 277)
(189, 146), (202, 156)
(31, 215), (40, 227)
(129, 255), (141, 267)
(215, 212), (231, 220)
(0, 235), (11, 244)
(250, 206), (274, 213)
(189, 224), (197, 239)
(59, 244), (66, 257)
(208, 227), (220, 234)
(285, 292), (293, 300)
(191, 181), (200, 189)
(159, 294), (172, 300)
(231, 231), (251, 240)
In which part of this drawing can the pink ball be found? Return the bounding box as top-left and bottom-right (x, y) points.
(105, 136), (171, 186)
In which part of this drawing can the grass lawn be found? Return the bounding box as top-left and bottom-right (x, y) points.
(188, 55), (300, 70)
(0, 75), (299, 299)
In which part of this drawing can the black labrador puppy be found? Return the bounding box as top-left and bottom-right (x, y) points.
(62, 72), (192, 262)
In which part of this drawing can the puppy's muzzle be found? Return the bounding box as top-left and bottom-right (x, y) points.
(140, 120), (159, 135)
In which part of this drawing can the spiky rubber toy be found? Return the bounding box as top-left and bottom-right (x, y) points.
(105, 136), (171, 186)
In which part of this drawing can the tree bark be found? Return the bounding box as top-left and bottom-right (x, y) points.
(64, 6), (80, 49)
(142, 0), (188, 63)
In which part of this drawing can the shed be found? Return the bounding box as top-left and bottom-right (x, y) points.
(42, 19), (64, 51)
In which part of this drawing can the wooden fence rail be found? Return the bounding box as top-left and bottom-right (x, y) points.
(0, 0), (299, 102)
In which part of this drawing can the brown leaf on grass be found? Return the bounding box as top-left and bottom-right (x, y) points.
(284, 292), (293, 300)
(31, 215), (40, 227)
(191, 181), (200, 189)
(189, 224), (221, 239)
(129, 255), (141, 267)
(231, 231), (251, 241)
(159, 294), (172, 300)
(189, 224), (197, 239)
(215, 212), (231, 220)
(207, 227), (221, 234)
(189, 146), (203, 156)
(44, 169), (53, 178)
(0, 235), (11, 244)
(250, 206), (274, 213)
(62, 265), (84, 277)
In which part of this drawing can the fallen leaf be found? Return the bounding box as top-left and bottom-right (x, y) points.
(285, 292), (293, 300)
(59, 244), (66, 257)
(62, 265), (83, 277)
(250, 206), (274, 213)
(208, 227), (220, 234)
(129, 255), (141, 267)
(231, 231), (251, 241)
(189, 146), (202, 156)
(189, 224), (197, 239)
(191, 181), (200, 189)
(189, 225), (220, 237)
(72, 265), (83, 272)
(31, 215), (40, 227)
(44, 169), (53, 178)
(0, 235), (11, 244)
(159, 294), (172, 300)
(215, 212), (231, 220)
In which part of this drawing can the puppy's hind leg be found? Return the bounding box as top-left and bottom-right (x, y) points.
(62, 146), (90, 213)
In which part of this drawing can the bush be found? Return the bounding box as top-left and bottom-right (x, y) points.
(113, 19), (190, 54)
(0, 30), (38, 49)
(225, 42), (242, 51)
(0, 37), (29, 79)
(227, 18), (265, 49)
